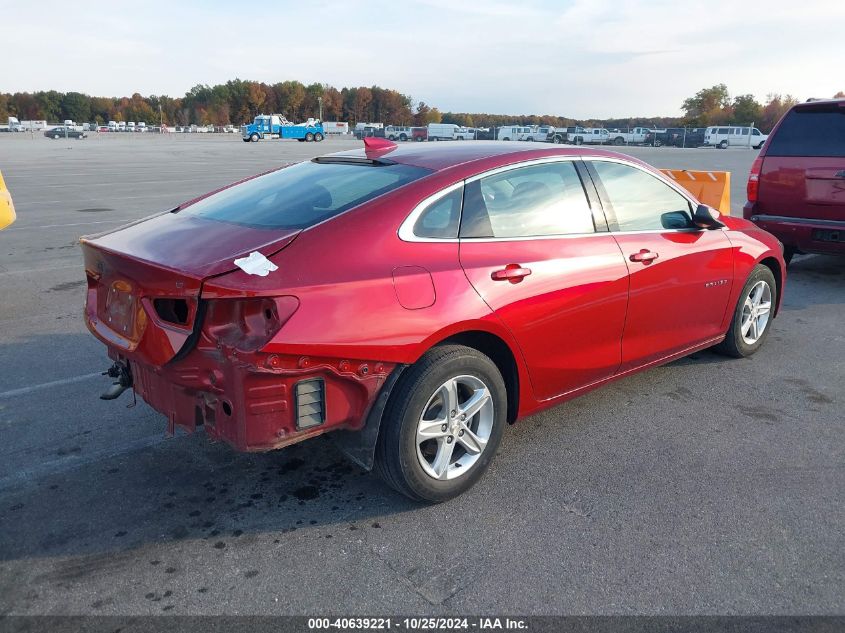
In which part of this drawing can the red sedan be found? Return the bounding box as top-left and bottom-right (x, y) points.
(82, 140), (786, 501)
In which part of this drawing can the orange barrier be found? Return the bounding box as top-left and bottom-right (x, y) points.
(660, 169), (731, 215)
(0, 170), (15, 231)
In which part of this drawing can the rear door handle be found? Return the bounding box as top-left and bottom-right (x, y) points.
(491, 265), (532, 283)
(629, 249), (659, 263)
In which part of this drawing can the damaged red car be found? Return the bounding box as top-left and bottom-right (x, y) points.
(82, 140), (786, 501)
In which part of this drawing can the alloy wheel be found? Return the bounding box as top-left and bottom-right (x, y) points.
(415, 375), (494, 481)
(740, 280), (772, 344)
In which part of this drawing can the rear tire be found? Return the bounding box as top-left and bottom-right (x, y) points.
(374, 345), (507, 503)
(400, 134), (407, 141)
(613, 137), (625, 145)
(713, 265), (777, 358)
(314, 133), (324, 142)
(305, 132), (314, 142)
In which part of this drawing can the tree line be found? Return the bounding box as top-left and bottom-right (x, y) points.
(681, 84), (845, 131)
(1, 80), (842, 132)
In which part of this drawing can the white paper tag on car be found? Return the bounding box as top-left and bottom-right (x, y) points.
(233, 251), (278, 277)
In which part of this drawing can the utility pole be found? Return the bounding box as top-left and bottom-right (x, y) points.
(159, 103), (163, 132)
(318, 96), (323, 121)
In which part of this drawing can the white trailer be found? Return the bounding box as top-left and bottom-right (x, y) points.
(324, 121), (349, 135)
(19, 120), (48, 131)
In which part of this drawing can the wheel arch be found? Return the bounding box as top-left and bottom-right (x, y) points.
(330, 327), (527, 471)
(758, 255), (784, 317)
(436, 330), (520, 424)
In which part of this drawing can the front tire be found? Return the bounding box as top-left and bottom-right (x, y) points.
(714, 265), (776, 358)
(250, 133), (259, 142)
(375, 345), (507, 502)
(719, 140), (729, 149)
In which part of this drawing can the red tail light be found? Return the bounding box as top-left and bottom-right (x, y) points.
(747, 157), (763, 203)
(203, 296), (299, 351)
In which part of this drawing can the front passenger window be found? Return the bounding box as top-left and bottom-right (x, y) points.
(590, 161), (693, 231)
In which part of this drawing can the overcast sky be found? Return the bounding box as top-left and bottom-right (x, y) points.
(3, 0), (843, 119)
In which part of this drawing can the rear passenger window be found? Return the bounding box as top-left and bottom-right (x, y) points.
(765, 106), (845, 157)
(460, 161), (595, 238)
(413, 187), (462, 238)
(590, 161), (693, 231)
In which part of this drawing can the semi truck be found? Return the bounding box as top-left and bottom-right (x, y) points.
(242, 115), (325, 142)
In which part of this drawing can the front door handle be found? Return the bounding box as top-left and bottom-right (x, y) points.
(491, 264), (532, 283)
(629, 249), (659, 263)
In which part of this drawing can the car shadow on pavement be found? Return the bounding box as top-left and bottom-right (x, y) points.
(0, 412), (418, 563)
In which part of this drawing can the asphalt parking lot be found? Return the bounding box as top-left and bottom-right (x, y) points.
(0, 134), (842, 616)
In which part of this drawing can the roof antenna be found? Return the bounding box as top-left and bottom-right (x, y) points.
(363, 137), (397, 152)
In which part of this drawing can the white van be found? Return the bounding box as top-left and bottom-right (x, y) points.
(497, 126), (538, 141)
(427, 123), (461, 141)
(704, 126), (768, 149)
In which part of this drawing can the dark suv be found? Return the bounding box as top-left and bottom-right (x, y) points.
(743, 99), (845, 263)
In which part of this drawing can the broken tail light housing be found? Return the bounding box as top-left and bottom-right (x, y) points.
(203, 296), (299, 352)
(747, 157), (763, 203)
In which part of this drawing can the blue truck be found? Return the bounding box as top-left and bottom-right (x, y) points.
(241, 115), (325, 142)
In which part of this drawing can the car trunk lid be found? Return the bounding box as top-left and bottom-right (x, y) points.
(81, 212), (300, 366)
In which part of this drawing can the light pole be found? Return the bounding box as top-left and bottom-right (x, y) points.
(318, 96), (323, 121)
(159, 103), (163, 132)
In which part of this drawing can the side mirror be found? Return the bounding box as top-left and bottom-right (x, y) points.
(661, 210), (693, 230)
(693, 204), (725, 230)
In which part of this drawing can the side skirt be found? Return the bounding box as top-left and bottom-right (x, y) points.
(524, 335), (726, 417)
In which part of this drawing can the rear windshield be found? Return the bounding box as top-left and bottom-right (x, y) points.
(765, 106), (845, 157)
(183, 160), (431, 229)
